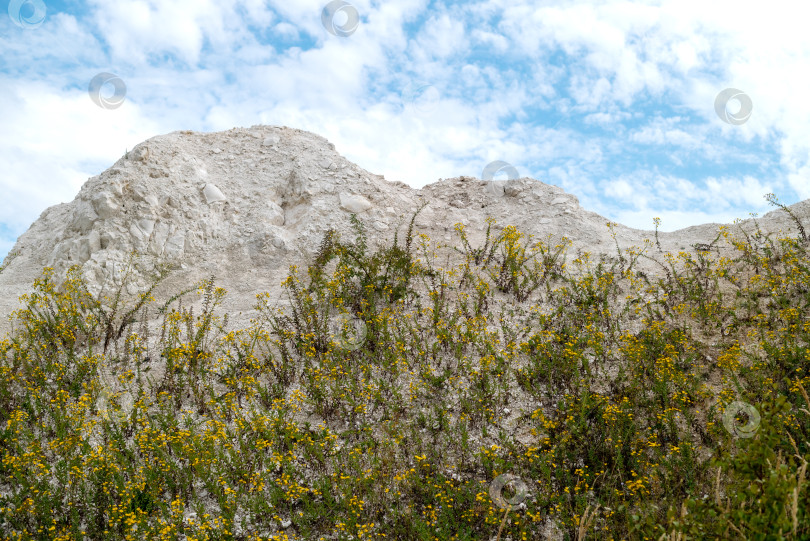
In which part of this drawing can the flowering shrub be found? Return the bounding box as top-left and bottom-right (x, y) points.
(0, 200), (809, 539)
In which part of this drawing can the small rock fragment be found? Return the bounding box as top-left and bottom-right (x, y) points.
(150, 222), (171, 256)
(484, 182), (505, 197)
(264, 201), (285, 226)
(504, 183), (523, 197)
(88, 229), (101, 253)
(203, 183), (227, 203)
(71, 204), (99, 234)
(91, 192), (120, 219)
(130, 146), (149, 161)
(164, 232), (186, 259)
(339, 193), (372, 214)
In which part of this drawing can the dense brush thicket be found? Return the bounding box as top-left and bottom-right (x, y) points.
(1, 200), (810, 540)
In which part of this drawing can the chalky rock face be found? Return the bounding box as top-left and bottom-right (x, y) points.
(1, 124), (809, 339)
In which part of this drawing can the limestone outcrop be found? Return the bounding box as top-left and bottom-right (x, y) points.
(2, 125), (808, 339)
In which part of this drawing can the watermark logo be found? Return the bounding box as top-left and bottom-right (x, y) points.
(95, 386), (134, 425)
(401, 80), (440, 115)
(715, 88), (752, 125)
(89, 72), (127, 109)
(8, 0), (46, 29)
(81, 369), (135, 447)
(328, 312), (367, 350)
(321, 1), (359, 37)
(482, 160), (519, 181)
(95, 357), (137, 425)
(722, 400), (760, 438)
(489, 473), (528, 511)
(482, 160), (519, 196)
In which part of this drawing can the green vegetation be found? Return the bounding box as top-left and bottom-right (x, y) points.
(1, 196), (809, 540)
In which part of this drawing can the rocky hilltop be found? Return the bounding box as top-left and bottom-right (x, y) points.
(4, 126), (810, 539)
(1, 125), (808, 338)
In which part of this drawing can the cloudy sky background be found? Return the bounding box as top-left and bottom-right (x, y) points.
(1, 0), (808, 262)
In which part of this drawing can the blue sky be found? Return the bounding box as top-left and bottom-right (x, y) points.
(2, 0), (808, 263)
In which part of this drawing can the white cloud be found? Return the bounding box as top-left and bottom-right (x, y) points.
(471, 29), (509, 52)
(629, 118), (703, 149)
(87, 0), (278, 65)
(0, 78), (160, 241)
(272, 21), (300, 40)
(609, 207), (746, 234)
(604, 178), (634, 200)
(416, 14), (468, 58)
(705, 175), (774, 209)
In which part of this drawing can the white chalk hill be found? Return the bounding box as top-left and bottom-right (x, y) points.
(1, 125), (808, 339)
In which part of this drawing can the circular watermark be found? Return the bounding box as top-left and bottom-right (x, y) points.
(482, 160), (519, 196)
(401, 81), (440, 114)
(328, 312), (367, 350)
(95, 386), (135, 424)
(93, 359), (137, 426)
(714, 88), (752, 125)
(89, 72), (127, 110)
(489, 474), (528, 511)
(8, 0), (46, 29)
(722, 400), (760, 438)
(321, 1), (359, 37)
(482, 160), (519, 181)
